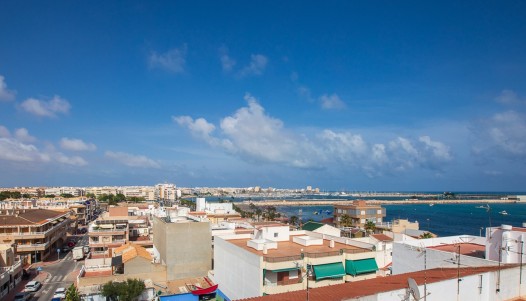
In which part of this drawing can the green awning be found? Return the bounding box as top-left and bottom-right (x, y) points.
(270, 267), (299, 273)
(345, 258), (378, 276)
(313, 262), (345, 280)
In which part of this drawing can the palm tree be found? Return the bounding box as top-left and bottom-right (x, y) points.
(340, 214), (352, 227)
(289, 215), (299, 227)
(420, 232), (433, 239)
(364, 220), (376, 234)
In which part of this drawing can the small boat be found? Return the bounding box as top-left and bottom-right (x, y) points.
(499, 210), (509, 215)
(476, 205), (487, 209)
(429, 203), (434, 207)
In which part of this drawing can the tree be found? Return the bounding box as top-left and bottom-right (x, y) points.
(263, 206), (277, 221)
(340, 214), (352, 227)
(61, 193), (75, 198)
(364, 220), (376, 234)
(86, 192), (96, 198)
(65, 284), (81, 301)
(102, 279), (145, 301)
(420, 232), (433, 239)
(115, 193), (126, 202)
(255, 208), (263, 222)
(289, 215), (299, 227)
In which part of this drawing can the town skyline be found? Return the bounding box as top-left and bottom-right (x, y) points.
(1, 2), (526, 191)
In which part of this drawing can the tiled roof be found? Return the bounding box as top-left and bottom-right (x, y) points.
(428, 243), (485, 259)
(0, 209), (68, 226)
(236, 265), (515, 301)
(370, 234), (393, 242)
(113, 243), (152, 263)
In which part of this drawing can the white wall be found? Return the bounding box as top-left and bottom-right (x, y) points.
(214, 236), (262, 300)
(486, 226), (526, 263)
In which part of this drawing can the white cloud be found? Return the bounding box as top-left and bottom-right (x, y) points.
(53, 152), (88, 166)
(14, 128), (36, 143)
(319, 93), (346, 110)
(219, 46), (236, 72)
(20, 95), (71, 117)
(495, 89), (524, 105)
(0, 75), (15, 101)
(0, 125), (10, 138)
(175, 94), (453, 174)
(148, 45), (187, 73)
(105, 151), (161, 169)
(0, 138), (50, 162)
(239, 54), (268, 77)
(60, 137), (97, 151)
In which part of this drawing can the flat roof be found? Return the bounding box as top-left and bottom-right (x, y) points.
(226, 234), (369, 258)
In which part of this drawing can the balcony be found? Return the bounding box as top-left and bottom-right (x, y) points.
(263, 281), (303, 294)
(89, 239), (126, 248)
(0, 260), (22, 281)
(16, 242), (49, 251)
(11, 218), (70, 239)
(88, 228), (126, 236)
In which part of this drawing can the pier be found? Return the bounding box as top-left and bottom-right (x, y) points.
(243, 199), (519, 207)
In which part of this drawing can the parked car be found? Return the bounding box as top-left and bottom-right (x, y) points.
(14, 292), (31, 301)
(53, 287), (66, 299)
(24, 280), (42, 292)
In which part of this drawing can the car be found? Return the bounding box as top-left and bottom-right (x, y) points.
(52, 287), (67, 299)
(14, 292), (31, 301)
(24, 280), (42, 292)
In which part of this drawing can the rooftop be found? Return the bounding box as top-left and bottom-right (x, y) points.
(226, 233), (369, 258)
(0, 209), (68, 226)
(428, 243), (486, 259)
(237, 265), (516, 301)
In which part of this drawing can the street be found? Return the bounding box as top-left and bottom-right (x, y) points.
(31, 234), (88, 300)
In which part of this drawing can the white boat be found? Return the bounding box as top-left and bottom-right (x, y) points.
(499, 210), (509, 215)
(429, 203), (434, 207)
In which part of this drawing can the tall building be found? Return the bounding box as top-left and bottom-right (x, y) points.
(155, 184), (177, 201)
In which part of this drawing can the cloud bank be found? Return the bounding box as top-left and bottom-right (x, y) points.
(20, 95), (71, 117)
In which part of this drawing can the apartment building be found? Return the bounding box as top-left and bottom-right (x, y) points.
(0, 209), (71, 264)
(334, 200), (386, 228)
(214, 223), (379, 300)
(88, 206), (153, 257)
(155, 184), (177, 201)
(0, 244), (23, 299)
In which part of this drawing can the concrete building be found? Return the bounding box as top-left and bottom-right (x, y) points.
(0, 209), (71, 264)
(334, 200), (386, 228)
(214, 223), (379, 300)
(235, 265), (525, 301)
(0, 244), (23, 298)
(152, 215), (211, 280)
(486, 224), (526, 264)
(155, 184), (177, 201)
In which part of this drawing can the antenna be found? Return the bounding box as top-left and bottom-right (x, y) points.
(408, 278), (421, 300)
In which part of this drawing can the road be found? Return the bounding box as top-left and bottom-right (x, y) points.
(32, 234), (88, 300)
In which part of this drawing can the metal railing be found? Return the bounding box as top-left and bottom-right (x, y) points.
(16, 242), (49, 250)
(304, 251), (341, 258)
(11, 219), (70, 237)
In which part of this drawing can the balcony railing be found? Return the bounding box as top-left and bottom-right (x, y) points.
(264, 254), (302, 262)
(304, 251), (341, 258)
(16, 242), (49, 251)
(11, 218), (69, 237)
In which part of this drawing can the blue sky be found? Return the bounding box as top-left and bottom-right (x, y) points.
(1, 1), (525, 191)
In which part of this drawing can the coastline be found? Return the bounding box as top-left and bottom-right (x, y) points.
(244, 199), (520, 206)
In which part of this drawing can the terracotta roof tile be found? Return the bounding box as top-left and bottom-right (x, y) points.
(114, 243), (152, 263)
(236, 265), (516, 301)
(370, 234), (393, 242)
(0, 209), (68, 226)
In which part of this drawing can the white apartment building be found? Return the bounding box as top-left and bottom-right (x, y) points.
(44, 187), (85, 197)
(155, 184), (177, 201)
(214, 223), (379, 300)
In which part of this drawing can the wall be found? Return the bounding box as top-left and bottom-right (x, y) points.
(153, 216), (212, 280)
(214, 236), (262, 300)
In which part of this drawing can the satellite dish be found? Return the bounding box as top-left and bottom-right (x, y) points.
(408, 278), (421, 300)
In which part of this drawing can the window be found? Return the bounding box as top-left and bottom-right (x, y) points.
(289, 270), (298, 279)
(274, 233), (278, 238)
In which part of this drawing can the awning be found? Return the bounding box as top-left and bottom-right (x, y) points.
(345, 258), (378, 276)
(313, 262), (345, 280)
(270, 267), (299, 273)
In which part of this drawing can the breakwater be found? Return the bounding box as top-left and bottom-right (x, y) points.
(244, 199), (518, 206)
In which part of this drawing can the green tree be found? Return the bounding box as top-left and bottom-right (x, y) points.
(420, 232), (433, 239)
(255, 208), (263, 222)
(289, 215), (299, 227)
(364, 220), (376, 234)
(21, 193), (31, 199)
(115, 193), (126, 202)
(102, 279), (145, 301)
(44, 194), (56, 198)
(263, 206), (277, 221)
(86, 192), (96, 198)
(61, 193), (75, 198)
(340, 214), (352, 227)
(65, 284), (81, 301)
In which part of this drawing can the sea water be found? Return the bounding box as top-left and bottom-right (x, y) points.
(276, 202), (526, 237)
